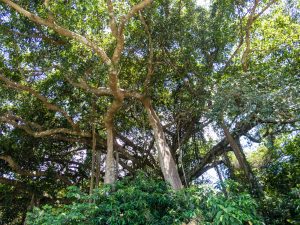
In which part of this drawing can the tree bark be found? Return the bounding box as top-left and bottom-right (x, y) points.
(215, 164), (227, 197)
(223, 152), (236, 180)
(95, 149), (101, 186)
(222, 123), (252, 178)
(104, 125), (116, 184)
(143, 98), (183, 190)
(104, 98), (123, 184)
(221, 123), (263, 196)
(89, 122), (97, 197)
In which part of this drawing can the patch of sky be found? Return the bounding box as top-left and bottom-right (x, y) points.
(196, 0), (210, 9)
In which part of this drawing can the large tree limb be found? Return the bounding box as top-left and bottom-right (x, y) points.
(0, 74), (77, 129)
(104, 99), (124, 184)
(139, 12), (154, 93)
(0, 155), (72, 185)
(0, 113), (91, 138)
(220, 122), (254, 180)
(106, 0), (118, 38)
(0, 0), (111, 65)
(0, 155), (45, 177)
(112, 0), (153, 64)
(142, 98), (183, 190)
(65, 77), (112, 96)
(188, 120), (256, 181)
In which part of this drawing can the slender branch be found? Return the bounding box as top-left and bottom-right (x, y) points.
(1, 0), (111, 65)
(0, 155), (72, 184)
(0, 23), (67, 45)
(0, 155), (45, 176)
(0, 177), (23, 187)
(122, 0), (153, 27)
(139, 12), (154, 93)
(112, 0), (153, 64)
(258, 118), (300, 124)
(65, 77), (112, 96)
(117, 133), (145, 154)
(65, 76), (143, 100)
(106, 0), (118, 37)
(222, 0), (277, 72)
(253, 0), (278, 20)
(0, 113), (91, 138)
(242, 0), (259, 72)
(0, 74), (77, 128)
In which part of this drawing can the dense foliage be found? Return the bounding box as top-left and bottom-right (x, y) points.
(0, 0), (299, 224)
(27, 174), (263, 225)
(255, 135), (300, 224)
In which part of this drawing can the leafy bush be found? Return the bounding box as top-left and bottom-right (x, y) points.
(26, 174), (263, 225)
(259, 135), (300, 225)
(201, 181), (263, 225)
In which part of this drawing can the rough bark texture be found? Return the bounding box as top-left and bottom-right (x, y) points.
(143, 98), (183, 190)
(104, 124), (116, 184)
(104, 91), (123, 184)
(222, 123), (251, 177)
(221, 123), (262, 196)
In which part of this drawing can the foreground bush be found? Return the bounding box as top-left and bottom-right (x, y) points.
(26, 174), (263, 225)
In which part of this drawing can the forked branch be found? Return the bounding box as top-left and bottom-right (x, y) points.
(0, 0), (111, 65)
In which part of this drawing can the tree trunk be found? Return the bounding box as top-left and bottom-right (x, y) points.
(104, 123), (116, 184)
(89, 123), (96, 196)
(103, 65), (124, 185)
(104, 96), (123, 185)
(215, 164), (227, 197)
(143, 98), (183, 190)
(223, 152), (236, 180)
(235, 137), (263, 196)
(221, 123), (263, 196)
(95, 149), (101, 186)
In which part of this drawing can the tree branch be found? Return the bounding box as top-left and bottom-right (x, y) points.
(0, 113), (91, 138)
(0, 155), (45, 176)
(106, 0), (118, 37)
(188, 120), (257, 181)
(112, 0), (153, 64)
(139, 12), (154, 94)
(241, 0), (259, 72)
(0, 155), (72, 185)
(1, 0), (111, 65)
(0, 74), (77, 129)
(65, 76), (112, 96)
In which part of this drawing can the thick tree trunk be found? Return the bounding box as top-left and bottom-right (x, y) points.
(222, 123), (252, 178)
(143, 98), (183, 190)
(104, 66), (124, 185)
(221, 123), (262, 196)
(235, 137), (263, 196)
(104, 97), (123, 184)
(104, 122), (116, 184)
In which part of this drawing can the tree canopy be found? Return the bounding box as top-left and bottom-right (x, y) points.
(0, 0), (299, 224)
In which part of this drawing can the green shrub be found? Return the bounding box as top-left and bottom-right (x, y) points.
(202, 181), (264, 225)
(26, 174), (263, 225)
